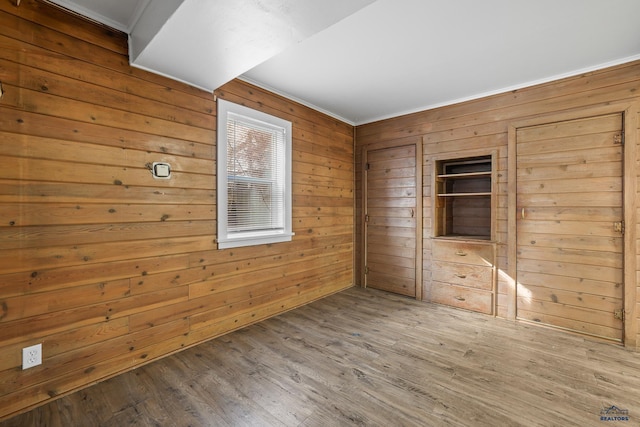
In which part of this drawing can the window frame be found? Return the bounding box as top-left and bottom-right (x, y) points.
(216, 99), (293, 249)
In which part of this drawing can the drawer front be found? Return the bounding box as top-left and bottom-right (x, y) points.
(432, 240), (493, 266)
(431, 282), (493, 314)
(432, 261), (493, 291)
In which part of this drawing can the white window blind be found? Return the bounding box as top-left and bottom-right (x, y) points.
(217, 99), (293, 249)
(227, 112), (285, 233)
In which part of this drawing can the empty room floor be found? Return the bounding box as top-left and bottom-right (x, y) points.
(2, 286), (640, 426)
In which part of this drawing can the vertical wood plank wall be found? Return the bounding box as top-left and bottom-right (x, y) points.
(356, 60), (640, 345)
(0, 0), (354, 420)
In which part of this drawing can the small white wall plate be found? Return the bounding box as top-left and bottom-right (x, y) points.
(152, 162), (171, 179)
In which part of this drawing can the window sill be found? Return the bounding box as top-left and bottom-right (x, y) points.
(217, 232), (295, 249)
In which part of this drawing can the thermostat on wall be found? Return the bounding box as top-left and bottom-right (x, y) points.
(152, 162), (171, 179)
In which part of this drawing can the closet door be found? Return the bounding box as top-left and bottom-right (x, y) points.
(516, 113), (624, 341)
(364, 144), (417, 297)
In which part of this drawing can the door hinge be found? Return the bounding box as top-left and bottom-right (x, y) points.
(364, 266), (369, 274)
(614, 308), (625, 321)
(613, 221), (625, 235)
(365, 214), (369, 223)
(614, 134), (624, 145)
(366, 163), (371, 170)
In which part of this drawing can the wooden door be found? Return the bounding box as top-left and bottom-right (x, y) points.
(516, 113), (624, 341)
(365, 145), (417, 297)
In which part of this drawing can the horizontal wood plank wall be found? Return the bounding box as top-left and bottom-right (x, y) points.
(356, 60), (640, 346)
(0, 0), (354, 420)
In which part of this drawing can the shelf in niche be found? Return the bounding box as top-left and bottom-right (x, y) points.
(437, 171), (491, 179)
(433, 153), (494, 240)
(437, 192), (491, 197)
(434, 234), (493, 241)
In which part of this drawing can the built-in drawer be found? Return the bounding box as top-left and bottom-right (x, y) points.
(432, 261), (493, 291)
(431, 281), (493, 315)
(431, 239), (494, 266)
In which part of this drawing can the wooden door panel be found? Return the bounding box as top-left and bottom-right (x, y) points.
(367, 271), (415, 295)
(366, 167), (416, 180)
(366, 197), (416, 208)
(514, 206), (622, 222)
(516, 271), (622, 298)
(517, 146), (623, 167)
(516, 246), (623, 268)
(366, 245), (416, 260)
(516, 300), (619, 329)
(514, 234), (622, 253)
(367, 226), (416, 241)
(518, 192), (621, 207)
(517, 132), (620, 155)
(514, 161), (622, 181)
(367, 145), (415, 161)
(365, 144), (417, 297)
(515, 308), (621, 339)
(516, 259), (622, 283)
(517, 220), (621, 237)
(367, 207), (415, 218)
(517, 176), (621, 194)
(367, 253), (416, 269)
(517, 283), (621, 313)
(368, 216), (416, 228)
(516, 113), (624, 341)
(515, 114), (622, 143)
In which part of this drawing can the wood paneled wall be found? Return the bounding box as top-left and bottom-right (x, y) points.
(0, 0), (354, 420)
(356, 60), (640, 346)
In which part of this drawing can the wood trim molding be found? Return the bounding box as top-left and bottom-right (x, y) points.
(622, 102), (638, 348)
(361, 145), (369, 288)
(506, 124), (517, 320)
(415, 139), (424, 301)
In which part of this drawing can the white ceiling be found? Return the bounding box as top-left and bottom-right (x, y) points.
(47, 0), (640, 125)
(128, 0), (376, 92)
(46, 0), (150, 33)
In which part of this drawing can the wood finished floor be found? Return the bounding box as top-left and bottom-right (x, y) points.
(3, 287), (640, 426)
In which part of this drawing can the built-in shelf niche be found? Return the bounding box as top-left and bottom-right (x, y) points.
(433, 154), (495, 240)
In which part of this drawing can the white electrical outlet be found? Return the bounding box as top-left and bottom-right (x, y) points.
(22, 343), (42, 370)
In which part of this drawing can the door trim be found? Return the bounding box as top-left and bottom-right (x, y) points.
(507, 101), (638, 348)
(362, 138), (422, 300)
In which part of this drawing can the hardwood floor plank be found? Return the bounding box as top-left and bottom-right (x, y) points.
(3, 287), (640, 426)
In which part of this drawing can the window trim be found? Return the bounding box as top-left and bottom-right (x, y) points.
(216, 99), (293, 249)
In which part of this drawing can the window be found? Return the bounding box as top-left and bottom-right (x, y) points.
(217, 99), (293, 249)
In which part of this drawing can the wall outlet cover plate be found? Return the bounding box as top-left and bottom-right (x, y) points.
(22, 343), (42, 370)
